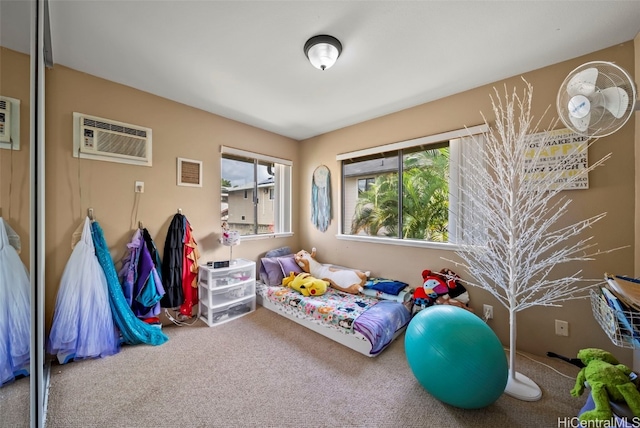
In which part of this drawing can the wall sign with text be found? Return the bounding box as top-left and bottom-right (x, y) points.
(524, 128), (589, 190)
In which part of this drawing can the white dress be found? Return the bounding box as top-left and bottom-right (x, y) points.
(0, 217), (31, 386)
(47, 217), (120, 363)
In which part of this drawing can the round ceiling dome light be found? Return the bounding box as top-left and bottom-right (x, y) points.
(304, 35), (342, 71)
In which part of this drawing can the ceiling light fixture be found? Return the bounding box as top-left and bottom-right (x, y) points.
(304, 35), (342, 71)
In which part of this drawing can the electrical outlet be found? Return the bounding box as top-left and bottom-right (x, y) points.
(555, 319), (569, 336)
(135, 181), (144, 193)
(483, 304), (493, 320)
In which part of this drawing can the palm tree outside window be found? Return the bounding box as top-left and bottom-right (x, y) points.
(338, 125), (488, 245)
(344, 145), (449, 242)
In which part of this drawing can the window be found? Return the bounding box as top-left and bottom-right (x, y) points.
(338, 125), (487, 245)
(221, 146), (292, 236)
(357, 178), (375, 194)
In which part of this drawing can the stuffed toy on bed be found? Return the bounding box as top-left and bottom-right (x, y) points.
(283, 272), (328, 297)
(295, 248), (369, 294)
(572, 348), (640, 423)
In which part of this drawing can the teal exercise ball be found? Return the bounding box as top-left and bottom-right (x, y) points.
(405, 305), (508, 409)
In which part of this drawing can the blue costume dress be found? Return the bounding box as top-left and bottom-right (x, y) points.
(0, 218), (31, 386)
(47, 217), (120, 363)
(91, 220), (168, 346)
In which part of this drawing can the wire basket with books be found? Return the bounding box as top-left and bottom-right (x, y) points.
(590, 274), (640, 349)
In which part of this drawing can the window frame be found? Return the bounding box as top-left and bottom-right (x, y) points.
(220, 146), (292, 240)
(336, 125), (488, 250)
(357, 177), (375, 194)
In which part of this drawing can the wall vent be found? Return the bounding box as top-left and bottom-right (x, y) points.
(73, 112), (152, 166)
(177, 157), (202, 187)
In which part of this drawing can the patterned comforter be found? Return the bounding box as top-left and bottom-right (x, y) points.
(257, 282), (411, 354)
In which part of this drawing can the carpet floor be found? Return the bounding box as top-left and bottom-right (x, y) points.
(14, 306), (586, 427)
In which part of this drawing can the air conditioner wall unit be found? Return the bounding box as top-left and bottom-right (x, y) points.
(73, 112), (152, 167)
(0, 97), (11, 144)
(0, 97), (12, 144)
(0, 96), (21, 150)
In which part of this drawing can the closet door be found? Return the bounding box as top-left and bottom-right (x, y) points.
(31, 0), (50, 427)
(0, 1), (35, 427)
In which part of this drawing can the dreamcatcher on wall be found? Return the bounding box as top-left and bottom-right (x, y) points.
(311, 165), (331, 232)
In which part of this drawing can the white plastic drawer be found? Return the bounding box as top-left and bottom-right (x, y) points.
(198, 259), (256, 289)
(199, 295), (255, 327)
(199, 281), (256, 308)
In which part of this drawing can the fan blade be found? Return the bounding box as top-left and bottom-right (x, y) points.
(569, 111), (590, 132)
(567, 67), (598, 97)
(600, 87), (629, 119)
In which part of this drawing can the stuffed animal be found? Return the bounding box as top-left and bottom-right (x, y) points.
(571, 348), (640, 423)
(282, 272), (328, 297)
(413, 269), (472, 313)
(438, 268), (471, 304)
(295, 248), (369, 294)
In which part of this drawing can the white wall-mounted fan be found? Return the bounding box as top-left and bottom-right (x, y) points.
(557, 61), (637, 138)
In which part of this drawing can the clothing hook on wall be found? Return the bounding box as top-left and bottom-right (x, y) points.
(177, 208), (182, 215)
(88, 208), (94, 221)
(138, 221), (144, 230)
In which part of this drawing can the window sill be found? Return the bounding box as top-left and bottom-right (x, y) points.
(238, 232), (294, 242)
(336, 234), (461, 251)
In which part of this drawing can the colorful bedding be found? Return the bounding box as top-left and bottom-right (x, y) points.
(257, 282), (411, 355)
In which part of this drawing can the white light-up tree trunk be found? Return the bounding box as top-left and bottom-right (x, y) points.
(446, 80), (613, 401)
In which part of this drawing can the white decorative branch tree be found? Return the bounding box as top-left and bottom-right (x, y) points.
(446, 80), (613, 401)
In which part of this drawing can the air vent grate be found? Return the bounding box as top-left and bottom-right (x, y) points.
(83, 118), (148, 138)
(95, 132), (147, 158)
(177, 157), (202, 187)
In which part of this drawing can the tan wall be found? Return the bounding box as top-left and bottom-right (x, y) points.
(0, 47), (30, 267)
(43, 40), (637, 364)
(299, 42), (636, 366)
(44, 65), (300, 331)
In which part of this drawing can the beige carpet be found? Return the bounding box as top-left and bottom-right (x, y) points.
(0, 375), (30, 428)
(42, 306), (583, 428)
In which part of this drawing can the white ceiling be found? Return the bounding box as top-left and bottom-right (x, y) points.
(2, 1), (640, 140)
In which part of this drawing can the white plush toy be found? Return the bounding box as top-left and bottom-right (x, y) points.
(294, 248), (369, 294)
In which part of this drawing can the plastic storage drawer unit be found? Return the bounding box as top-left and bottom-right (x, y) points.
(198, 259), (256, 327)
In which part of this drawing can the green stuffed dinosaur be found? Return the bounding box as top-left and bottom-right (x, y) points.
(571, 348), (640, 423)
